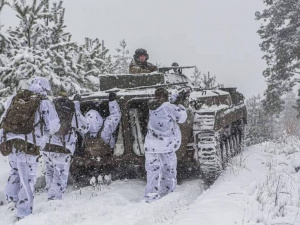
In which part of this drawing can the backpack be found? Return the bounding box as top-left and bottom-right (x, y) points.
(53, 97), (76, 136)
(1, 89), (43, 134)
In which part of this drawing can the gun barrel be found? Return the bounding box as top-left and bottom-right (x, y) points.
(126, 82), (189, 90)
(158, 66), (195, 73)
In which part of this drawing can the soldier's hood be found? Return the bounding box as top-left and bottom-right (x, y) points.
(28, 77), (51, 96)
(85, 109), (102, 133)
(148, 99), (168, 111)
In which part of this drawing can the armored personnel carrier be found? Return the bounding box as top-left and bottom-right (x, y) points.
(72, 68), (247, 182)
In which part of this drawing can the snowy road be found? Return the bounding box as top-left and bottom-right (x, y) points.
(1, 138), (300, 225)
(0, 157), (204, 225)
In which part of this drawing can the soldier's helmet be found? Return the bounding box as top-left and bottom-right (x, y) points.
(134, 48), (149, 62)
(171, 62), (179, 67)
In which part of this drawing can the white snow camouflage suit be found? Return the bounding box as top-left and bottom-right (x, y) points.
(43, 101), (89, 200)
(144, 101), (187, 202)
(1, 77), (60, 218)
(85, 109), (103, 138)
(101, 100), (121, 148)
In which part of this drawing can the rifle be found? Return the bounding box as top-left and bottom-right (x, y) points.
(158, 66), (195, 74)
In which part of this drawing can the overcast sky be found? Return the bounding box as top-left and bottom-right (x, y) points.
(1, 0), (266, 98)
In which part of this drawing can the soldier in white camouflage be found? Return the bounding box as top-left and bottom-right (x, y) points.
(144, 88), (187, 202)
(42, 92), (89, 201)
(0, 77), (60, 219)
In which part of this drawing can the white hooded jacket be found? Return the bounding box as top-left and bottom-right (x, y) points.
(144, 102), (187, 153)
(0, 77), (60, 149)
(85, 109), (103, 138)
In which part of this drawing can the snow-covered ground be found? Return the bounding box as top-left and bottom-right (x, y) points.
(1, 137), (300, 225)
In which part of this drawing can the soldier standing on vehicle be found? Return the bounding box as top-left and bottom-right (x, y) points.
(144, 88), (187, 202)
(0, 77), (60, 220)
(171, 62), (182, 74)
(42, 92), (89, 200)
(129, 48), (158, 74)
(101, 92), (121, 149)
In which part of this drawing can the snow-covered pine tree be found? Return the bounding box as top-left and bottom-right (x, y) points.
(294, 90), (300, 119)
(0, 29), (17, 66)
(76, 37), (117, 91)
(114, 39), (131, 74)
(0, 0), (13, 71)
(0, 0), (11, 114)
(0, 0), (90, 97)
(256, 0), (300, 115)
(191, 67), (221, 89)
(246, 92), (300, 144)
(279, 92), (300, 136)
(0, 8), (18, 74)
(201, 71), (219, 89)
(44, 1), (88, 94)
(261, 82), (284, 116)
(246, 94), (272, 145)
(0, 0), (9, 24)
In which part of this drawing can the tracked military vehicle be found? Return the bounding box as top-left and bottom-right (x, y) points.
(72, 67), (247, 182)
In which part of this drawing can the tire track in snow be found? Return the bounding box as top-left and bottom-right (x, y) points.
(131, 179), (205, 225)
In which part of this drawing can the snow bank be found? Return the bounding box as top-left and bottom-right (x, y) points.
(169, 137), (300, 225)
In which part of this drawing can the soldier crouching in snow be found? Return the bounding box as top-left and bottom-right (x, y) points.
(0, 77), (60, 220)
(129, 48), (158, 74)
(42, 92), (89, 200)
(144, 88), (187, 202)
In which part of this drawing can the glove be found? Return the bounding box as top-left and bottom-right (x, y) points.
(73, 94), (81, 101)
(183, 89), (191, 99)
(108, 92), (117, 101)
(174, 91), (185, 105)
(174, 89), (190, 105)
